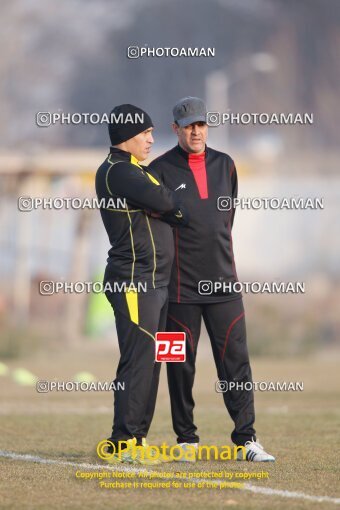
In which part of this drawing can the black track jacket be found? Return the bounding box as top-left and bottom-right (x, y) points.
(149, 144), (240, 303)
(96, 147), (187, 291)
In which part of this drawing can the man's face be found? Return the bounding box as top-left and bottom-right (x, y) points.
(173, 121), (208, 154)
(124, 128), (154, 161)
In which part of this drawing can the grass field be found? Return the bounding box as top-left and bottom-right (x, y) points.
(1, 344), (340, 510)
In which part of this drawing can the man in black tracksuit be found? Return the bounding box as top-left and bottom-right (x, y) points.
(149, 97), (275, 462)
(95, 104), (187, 456)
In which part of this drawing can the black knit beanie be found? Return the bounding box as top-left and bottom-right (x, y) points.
(108, 104), (153, 145)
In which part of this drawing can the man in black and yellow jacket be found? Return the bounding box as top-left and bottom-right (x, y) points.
(96, 104), (187, 462)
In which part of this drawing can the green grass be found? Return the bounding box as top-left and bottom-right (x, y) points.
(0, 348), (339, 509)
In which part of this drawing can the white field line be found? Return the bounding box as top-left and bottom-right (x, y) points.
(242, 483), (340, 504)
(1, 450), (340, 505)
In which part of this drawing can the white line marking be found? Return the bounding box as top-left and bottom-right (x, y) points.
(1, 451), (340, 505)
(243, 484), (340, 504)
(0, 450), (135, 472)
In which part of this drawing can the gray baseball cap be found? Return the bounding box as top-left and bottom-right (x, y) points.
(173, 96), (207, 127)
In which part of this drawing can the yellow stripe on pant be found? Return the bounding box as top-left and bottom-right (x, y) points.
(125, 290), (139, 325)
(125, 290), (155, 340)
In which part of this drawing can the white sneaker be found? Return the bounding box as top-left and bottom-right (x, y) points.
(237, 438), (275, 462)
(174, 442), (199, 462)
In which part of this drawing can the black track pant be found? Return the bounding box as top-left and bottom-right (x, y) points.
(166, 297), (256, 446)
(106, 286), (168, 442)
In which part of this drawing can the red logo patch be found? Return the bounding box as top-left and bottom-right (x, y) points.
(155, 332), (186, 362)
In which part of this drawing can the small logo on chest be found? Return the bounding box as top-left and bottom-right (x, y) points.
(175, 183), (187, 191)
